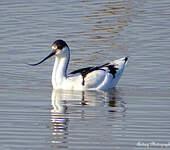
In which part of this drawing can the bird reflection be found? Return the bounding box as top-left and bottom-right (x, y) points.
(50, 89), (126, 148)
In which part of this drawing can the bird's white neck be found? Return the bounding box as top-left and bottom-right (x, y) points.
(52, 53), (70, 88)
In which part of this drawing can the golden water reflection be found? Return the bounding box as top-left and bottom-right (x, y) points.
(84, 0), (133, 40)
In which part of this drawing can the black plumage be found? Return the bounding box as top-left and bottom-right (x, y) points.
(52, 39), (68, 50)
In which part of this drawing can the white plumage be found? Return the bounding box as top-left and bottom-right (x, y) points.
(29, 39), (128, 91)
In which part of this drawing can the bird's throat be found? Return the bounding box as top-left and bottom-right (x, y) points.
(52, 54), (70, 88)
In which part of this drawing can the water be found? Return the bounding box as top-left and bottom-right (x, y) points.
(1, 0), (170, 149)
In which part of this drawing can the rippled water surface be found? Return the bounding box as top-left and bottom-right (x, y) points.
(1, 0), (170, 150)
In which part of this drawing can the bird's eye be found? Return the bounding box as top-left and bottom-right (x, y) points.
(57, 45), (63, 50)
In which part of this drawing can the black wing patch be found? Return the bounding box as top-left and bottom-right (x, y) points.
(69, 66), (94, 77)
(69, 63), (118, 85)
(107, 65), (118, 78)
(69, 66), (105, 85)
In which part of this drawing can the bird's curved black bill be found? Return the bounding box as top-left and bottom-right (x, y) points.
(28, 51), (55, 66)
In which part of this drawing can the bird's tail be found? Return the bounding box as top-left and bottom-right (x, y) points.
(110, 56), (128, 66)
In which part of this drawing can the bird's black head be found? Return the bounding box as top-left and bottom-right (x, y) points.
(51, 39), (68, 50)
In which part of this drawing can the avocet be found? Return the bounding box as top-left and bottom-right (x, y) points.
(29, 39), (128, 91)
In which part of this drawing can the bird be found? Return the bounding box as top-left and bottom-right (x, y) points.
(29, 39), (128, 91)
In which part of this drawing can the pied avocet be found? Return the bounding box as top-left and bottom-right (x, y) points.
(29, 39), (128, 91)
